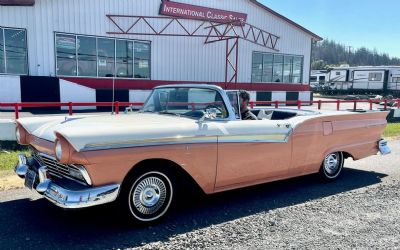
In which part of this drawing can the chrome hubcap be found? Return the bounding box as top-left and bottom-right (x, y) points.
(132, 176), (167, 215)
(324, 153), (339, 174)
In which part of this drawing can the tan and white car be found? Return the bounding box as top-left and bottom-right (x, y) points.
(15, 84), (390, 224)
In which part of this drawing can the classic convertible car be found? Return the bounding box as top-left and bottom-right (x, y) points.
(15, 84), (391, 224)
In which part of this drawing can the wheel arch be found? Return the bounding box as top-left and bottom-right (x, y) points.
(121, 158), (205, 195)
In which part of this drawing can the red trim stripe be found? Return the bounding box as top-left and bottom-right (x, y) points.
(61, 77), (310, 92)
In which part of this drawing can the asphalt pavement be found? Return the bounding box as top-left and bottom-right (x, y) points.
(0, 140), (398, 249)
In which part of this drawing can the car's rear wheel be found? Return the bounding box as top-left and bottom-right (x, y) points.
(319, 152), (344, 180)
(120, 170), (175, 224)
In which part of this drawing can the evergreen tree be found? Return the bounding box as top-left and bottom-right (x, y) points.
(312, 39), (400, 69)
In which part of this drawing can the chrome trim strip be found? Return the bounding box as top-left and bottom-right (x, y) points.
(82, 131), (293, 151)
(44, 183), (120, 209)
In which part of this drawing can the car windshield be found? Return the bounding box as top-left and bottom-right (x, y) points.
(141, 87), (228, 119)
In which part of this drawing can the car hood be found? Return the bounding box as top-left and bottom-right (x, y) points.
(18, 113), (222, 152)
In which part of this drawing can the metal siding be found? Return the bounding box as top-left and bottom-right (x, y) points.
(0, 0), (313, 84)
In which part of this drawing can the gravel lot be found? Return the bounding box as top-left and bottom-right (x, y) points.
(0, 140), (399, 249)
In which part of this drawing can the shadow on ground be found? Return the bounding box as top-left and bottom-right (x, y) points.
(0, 167), (387, 249)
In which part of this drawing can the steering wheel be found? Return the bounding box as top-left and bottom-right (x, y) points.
(204, 104), (223, 113)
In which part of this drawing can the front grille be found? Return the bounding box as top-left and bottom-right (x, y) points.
(31, 148), (88, 186)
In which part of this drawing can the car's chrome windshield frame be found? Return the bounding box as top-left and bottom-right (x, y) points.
(140, 84), (237, 121)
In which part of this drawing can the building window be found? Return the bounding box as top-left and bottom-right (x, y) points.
(0, 27), (28, 75)
(97, 38), (115, 77)
(368, 72), (382, 81)
(116, 40), (133, 78)
(77, 36), (97, 77)
(251, 53), (262, 82)
(134, 42), (150, 78)
(55, 33), (151, 78)
(251, 52), (303, 83)
(392, 77), (400, 83)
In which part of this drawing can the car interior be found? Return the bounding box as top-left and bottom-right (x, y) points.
(250, 109), (319, 120)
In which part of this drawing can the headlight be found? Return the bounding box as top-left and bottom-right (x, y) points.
(55, 140), (63, 161)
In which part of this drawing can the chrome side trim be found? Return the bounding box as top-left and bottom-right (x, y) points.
(83, 136), (219, 151)
(82, 131), (293, 151)
(218, 133), (290, 143)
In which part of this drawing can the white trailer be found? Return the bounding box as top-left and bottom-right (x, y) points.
(325, 66), (400, 93)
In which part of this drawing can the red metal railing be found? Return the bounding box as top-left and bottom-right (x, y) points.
(1, 99), (399, 120)
(0, 102), (143, 119)
(249, 99), (400, 111)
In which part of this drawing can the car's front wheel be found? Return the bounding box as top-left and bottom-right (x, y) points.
(120, 170), (175, 224)
(319, 152), (344, 180)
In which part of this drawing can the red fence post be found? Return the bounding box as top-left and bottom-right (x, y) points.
(115, 101), (119, 114)
(250, 101), (254, 109)
(318, 100), (321, 110)
(336, 100), (340, 111)
(369, 99), (373, 111)
(275, 101), (278, 109)
(68, 102), (73, 116)
(14, 103), (19, 119)
(297, 100), (301, 110)
(397, 100), (400, 109)
(384, 100), (388, 111)
(353, 101), (357, 111)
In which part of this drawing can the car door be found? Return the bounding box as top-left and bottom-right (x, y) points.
(213, 119), (293, 189)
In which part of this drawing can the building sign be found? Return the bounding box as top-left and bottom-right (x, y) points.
(0, 0), (34, 5)
(160, 1), (247, 25)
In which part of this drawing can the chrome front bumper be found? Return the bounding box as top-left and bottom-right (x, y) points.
(15, 154), (120, 209)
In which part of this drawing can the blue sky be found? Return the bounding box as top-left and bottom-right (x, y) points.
(260, 0), (400, 58)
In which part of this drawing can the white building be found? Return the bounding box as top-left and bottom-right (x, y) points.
(0, 0), (321, 107)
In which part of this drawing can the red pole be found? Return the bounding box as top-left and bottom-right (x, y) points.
(68, 102), (73, 116)
(297, 100), (301, 110)
(384, 100), (388, 111)
(336, 100), (340, 111)
(14, 103), (19, 119)
(115, 101), (119, 114)
(397, 100), (400, 109)
(250, 101), (254, 109)
(369, 99), (373, 111)
(234, 38), (239, 84)
(275, 101), (278, 109)
(318, 100), (321, 110)
(353, 101), (357, 111)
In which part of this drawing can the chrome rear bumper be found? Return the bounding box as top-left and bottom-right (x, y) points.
(378, 139), (391, 155)
(15, 154), (120, 209)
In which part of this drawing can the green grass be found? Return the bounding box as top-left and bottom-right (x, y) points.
(0, 150), (29, 171)
(384, 122), (400, 138)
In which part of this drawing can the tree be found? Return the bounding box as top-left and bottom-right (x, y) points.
(312, 39), (400, 68)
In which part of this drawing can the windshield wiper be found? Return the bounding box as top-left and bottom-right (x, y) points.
(158, 111), (181, 117)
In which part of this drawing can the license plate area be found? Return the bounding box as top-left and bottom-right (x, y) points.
(24, 169), (37, 190)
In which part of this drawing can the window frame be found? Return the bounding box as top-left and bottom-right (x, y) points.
(54, 32), (151, 79)
(368, 72), (383, 82)
(251, 51), (304, 84)
(0, 26), (29, 76)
